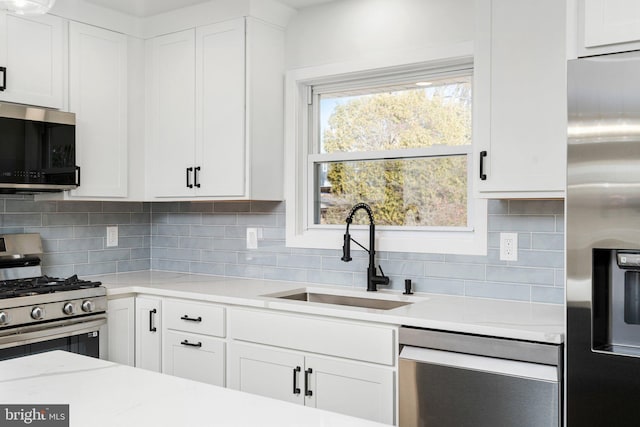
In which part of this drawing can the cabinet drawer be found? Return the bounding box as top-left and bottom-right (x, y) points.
(163, 299), (225, 337)
(163, 330), (225, 386)
(228, 308), (395, 366)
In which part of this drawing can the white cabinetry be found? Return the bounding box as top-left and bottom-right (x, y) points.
(227, 308), (395, 425)
(0, 12), (63, 109)
(107, 297), (134, 366)
(68, 22), (128, 198)
(135, 296), (161, 372)
(146, 17), (284, 200)
(161, 299), (225, 386)
(475, 0), (566, 198)
(146, 29), (195, 198)
(229, 342), (394, 423)
(580, 0), (640, 55)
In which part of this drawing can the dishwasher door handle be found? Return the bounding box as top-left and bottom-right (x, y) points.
(400, 346), (557, 382)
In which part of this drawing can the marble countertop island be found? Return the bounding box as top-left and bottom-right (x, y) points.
(94, 271), (565, 344)
(0, 351), (387, 427)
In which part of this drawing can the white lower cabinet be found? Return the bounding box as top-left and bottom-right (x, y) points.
(163, 330), (225, 386)
(228, 342), (394, 424)
(227, 308), (396, 425)
(135, 296), (162, 372)
(161, 298), (226, 386)
(107, 297), (135, 366)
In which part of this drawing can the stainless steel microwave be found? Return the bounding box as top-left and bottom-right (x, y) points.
(0, 103), (78, 193)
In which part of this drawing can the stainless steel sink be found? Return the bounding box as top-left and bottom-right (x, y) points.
(274, 292), (412, 310)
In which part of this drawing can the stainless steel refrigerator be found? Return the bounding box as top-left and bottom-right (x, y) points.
(567, 50), (640, 426)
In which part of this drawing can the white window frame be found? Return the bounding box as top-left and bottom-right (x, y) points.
(284, 44), (487, 255)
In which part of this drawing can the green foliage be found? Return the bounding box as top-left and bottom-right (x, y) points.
(320, 86), (470, 227)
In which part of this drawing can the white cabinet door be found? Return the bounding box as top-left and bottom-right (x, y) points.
(227, 342), (394, 424)
(227, 342), (305, 405)
(475, 0), (566, 198)
(0, 12), (63, 109)
(135, 296), (162, 372)
(69, 22), (128, 198)
(305, 355), (394, 425)
(144, 18), (284, 201)
(195, 18), (245, 198)
(163, 330), (225, 386)
(146, 29), (196, 198)
(107, 297), (134, 366)
(583, 0), (640, 48)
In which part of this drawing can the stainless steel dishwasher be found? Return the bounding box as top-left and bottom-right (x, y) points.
(399, 327), (562, 427)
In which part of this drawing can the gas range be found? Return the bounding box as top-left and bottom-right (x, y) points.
(0, 233), (106, 337)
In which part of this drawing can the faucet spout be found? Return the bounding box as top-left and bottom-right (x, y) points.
(341, 203), (389, 292)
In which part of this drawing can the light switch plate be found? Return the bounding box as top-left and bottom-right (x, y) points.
(106, 226), (118, 247)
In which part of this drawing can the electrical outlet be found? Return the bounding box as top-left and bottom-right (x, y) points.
(499, 232), (518, 261)
(246, 228), (258, 249)
(106, 226), (118, 247)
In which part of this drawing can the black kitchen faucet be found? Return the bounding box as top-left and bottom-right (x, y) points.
(340, 202), (389, 292)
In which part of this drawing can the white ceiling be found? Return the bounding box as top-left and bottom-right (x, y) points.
(84, 0), (335, 17)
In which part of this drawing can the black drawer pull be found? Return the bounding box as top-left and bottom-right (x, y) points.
(479, 150), (488, 180)
(180, 315), (202, 322)
(149, 308), (157, 332)
(180, 340), (202, 348)
(304, 368), (313, 397)
(293, 366), (301, 395)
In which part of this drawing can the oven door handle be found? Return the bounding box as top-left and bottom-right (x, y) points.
(0, 316), (107, 350)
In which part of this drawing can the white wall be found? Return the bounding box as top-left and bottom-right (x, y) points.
(285, 0), (474, 69)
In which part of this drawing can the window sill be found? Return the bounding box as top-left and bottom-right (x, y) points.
(285, 199), (488, 256)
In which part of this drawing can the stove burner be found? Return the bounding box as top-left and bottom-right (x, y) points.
(0, 274), (102, 299)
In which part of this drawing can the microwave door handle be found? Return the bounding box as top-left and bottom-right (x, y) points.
(75, 166), (81, 187)
(0, 67), (6, 91)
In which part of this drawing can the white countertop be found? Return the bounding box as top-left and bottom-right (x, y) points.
(0, 351), (386, 427)
(94, 271), (565, 344)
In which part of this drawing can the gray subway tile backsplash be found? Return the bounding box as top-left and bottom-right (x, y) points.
(0, 197), (565, 304)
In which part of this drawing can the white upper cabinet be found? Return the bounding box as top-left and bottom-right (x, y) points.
(0, 12), (63, 109)
(474, 0), (567, 198)
(147, 17), (284, 200)
(196, 19), (245, 197)
(579, 0), (640, 55)
(68, 22), (128, 198)
(146, 29), (196, 198)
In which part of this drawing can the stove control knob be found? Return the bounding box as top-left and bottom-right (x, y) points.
(81, 300), (94, 313)
(62, 303), (74, 315)
(31, 307), (44, 320)
(0, 311), (9, 325)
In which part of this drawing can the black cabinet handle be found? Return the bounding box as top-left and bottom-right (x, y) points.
(75, 166), (81, 186)
(149, 308), (157, 332)
(194, 166), (201, 188)
(304, 368), (313, 397)
(479, 150), (487, 180)
(180, 340), (202, 348)
(292, 366), (301, 395)
(180, 315), (202, 322)
(186, 167), (193, 188)
(0, 67), (6, 91)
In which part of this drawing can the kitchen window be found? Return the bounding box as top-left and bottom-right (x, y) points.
(285, 58), (487, 255)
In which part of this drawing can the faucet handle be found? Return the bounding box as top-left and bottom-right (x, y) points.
(378, 265), (386, 278)
(377, 265), (390, 286)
